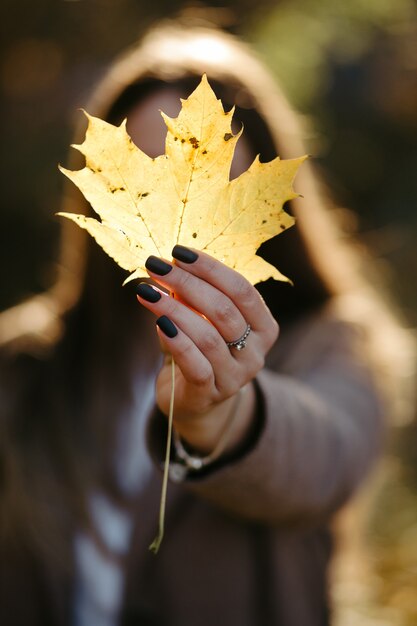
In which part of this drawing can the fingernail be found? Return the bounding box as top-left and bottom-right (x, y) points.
(135, 282), (161, 303)
(156, 316), (178, 338)
(145, 256), (172, 276)
(172, 245), (199, 264)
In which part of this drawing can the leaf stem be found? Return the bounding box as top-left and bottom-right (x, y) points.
(149, 356), (175, 554)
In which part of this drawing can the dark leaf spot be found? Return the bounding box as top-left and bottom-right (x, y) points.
(189, 136), (199, 149)
(224, 133), (233, 142)
(202, 149), (207, 154)
(192, 232), (197, 239)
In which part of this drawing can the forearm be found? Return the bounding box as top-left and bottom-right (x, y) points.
(148, 342), (384, 527)
(182, 366), (384, 525)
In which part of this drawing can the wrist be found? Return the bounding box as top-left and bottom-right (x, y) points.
(173, 382), (256, 456)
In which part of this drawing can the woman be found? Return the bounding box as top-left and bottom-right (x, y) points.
(0, 17), (403, 626)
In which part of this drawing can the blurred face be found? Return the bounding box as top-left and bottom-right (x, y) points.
(125, 85), (254, 179)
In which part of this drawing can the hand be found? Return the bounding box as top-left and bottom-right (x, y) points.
(136, 246), (279, 453)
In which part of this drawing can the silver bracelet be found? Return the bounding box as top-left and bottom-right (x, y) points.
(170, 387), (245, 478)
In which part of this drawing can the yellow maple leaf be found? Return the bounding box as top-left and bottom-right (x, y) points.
(58, 75), (305, 285)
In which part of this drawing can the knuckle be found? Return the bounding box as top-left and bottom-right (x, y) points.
(189, 365), (212, 387)
(218, 380), (241, 397)
(261, 317), (280, 351)
(258, 353), (266, 370)
(213, 297), (236, 325)
(204, 254), (217, 274)
(164, 297), (178, 318)
(234, 277), (255, 305)
(215, 368), (242, 396)
(199, 329), (220, 353)
(176, 268), (194, 292)
(253, 352), (265, 372)
(267, 318), (279, 349)
(269, 318), (280, 343)
(246, 352), (265, 378)
(173, 341), (191, 361)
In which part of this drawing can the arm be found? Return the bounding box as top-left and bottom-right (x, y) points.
(185, 330), (383, 525)
(137, 248), (384, 525)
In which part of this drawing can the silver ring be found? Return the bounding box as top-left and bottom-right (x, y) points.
(226, 324), (251, 351)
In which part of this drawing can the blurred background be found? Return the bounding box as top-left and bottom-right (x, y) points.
(0, 0), (416, 623)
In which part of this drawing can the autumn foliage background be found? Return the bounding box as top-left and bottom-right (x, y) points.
(1, 0), (416, 623)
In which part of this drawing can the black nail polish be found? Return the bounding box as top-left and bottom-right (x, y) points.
(172, 245), (199, 264)
(145, 256), (172, 275)
(156, 316), (178, 338)
(135, 282), (161, 303)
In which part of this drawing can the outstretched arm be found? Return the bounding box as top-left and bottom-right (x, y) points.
(137, 247), (384, 525)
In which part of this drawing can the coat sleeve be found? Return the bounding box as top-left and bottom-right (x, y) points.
(147, 314), (385, 526)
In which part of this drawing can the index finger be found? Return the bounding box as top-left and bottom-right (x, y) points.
(171, 245), (276, 333)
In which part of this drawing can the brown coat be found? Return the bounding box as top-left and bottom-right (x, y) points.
(0, 305), (383, 626)
(118, 307), (383, 626)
